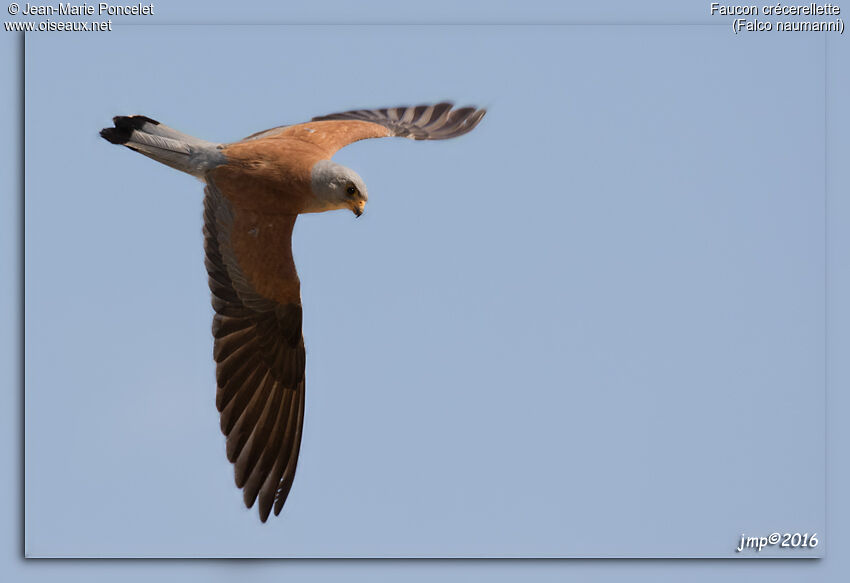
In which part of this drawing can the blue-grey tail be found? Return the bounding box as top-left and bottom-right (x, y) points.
(100, 115), (225, 178)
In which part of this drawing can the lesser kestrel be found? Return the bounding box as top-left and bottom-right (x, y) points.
(101, 103), (486, 521)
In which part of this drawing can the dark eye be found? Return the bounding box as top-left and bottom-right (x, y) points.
(346, 185), (357, 196)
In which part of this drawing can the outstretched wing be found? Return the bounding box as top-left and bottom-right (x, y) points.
(311, 102), (486, 141)
(203, 183), (306, 522)
(237, 102), (487, 157)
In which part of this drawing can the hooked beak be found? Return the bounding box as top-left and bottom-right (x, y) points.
(353, 207), (363, 218)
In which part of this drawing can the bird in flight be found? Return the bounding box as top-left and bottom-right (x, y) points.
(100, 103), (486, 522)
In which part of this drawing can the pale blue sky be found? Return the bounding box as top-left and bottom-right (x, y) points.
(4, 0), (850, 580)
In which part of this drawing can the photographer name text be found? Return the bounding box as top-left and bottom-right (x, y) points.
(18, 2), (153, 16)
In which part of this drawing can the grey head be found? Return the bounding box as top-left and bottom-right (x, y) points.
(310, 160), (368, 216)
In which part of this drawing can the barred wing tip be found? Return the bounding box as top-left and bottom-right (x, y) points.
(312, 102), (487, 140)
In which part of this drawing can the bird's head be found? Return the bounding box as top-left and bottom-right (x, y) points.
(311, 160), (368, 217)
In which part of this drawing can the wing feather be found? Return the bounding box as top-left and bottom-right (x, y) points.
(311, 101), (486, 141)
(234, 102), (486, 158)
(203, 183), (306, 521)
